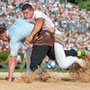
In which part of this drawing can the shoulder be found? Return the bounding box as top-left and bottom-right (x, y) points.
(34, 10), (45, 16)
(34, 10), (43, 13)
(34, 10), (45, 19)
(15, 18), (25, 22)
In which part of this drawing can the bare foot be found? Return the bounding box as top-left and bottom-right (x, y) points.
(8, 78), (12, 82)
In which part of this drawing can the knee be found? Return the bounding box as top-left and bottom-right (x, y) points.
(58, 62), (69, 69)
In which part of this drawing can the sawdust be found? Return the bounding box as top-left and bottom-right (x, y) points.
(20, 67), (61, 83)
(69, 54), (90, 82)
(17, 54), (90, 83)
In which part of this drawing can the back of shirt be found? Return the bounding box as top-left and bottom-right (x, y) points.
(7, 18), (34, 56)
(7, 18), (34, 41)
(33, 11), (54, 28)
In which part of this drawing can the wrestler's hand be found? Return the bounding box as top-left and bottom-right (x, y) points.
(24, 42), (31, 50)
(25, 36), (33, 46)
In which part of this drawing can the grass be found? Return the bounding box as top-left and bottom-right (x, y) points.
(0, 62), (69, 73)
(0, 68), (26, 72)
(0, 62), (26, 72)
(0, 68), (69, 73)
(0, 51), (24, 62)
(50, 69), (69, 73)
(0, 69), (69, 74)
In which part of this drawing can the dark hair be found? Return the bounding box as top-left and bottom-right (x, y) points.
(22, 4), (34, 11)
(0, 27), (6, 34)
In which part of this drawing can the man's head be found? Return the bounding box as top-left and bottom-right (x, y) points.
(0, 27), (9, 42)
(22, 4), (34, 20)
(0, 27), (6, 34)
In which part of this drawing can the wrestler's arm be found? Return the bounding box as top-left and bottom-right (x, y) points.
(25, 18), (44, 43)
(29, 18), (55, 33)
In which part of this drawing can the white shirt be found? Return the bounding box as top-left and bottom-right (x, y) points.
(33, 10), (54, 28)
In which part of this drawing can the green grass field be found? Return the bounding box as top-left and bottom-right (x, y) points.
(0, 51), (69, 73)
(0, 68), (69, 73)
(0, 62), (69, 73)
(0, 63), (69, 73)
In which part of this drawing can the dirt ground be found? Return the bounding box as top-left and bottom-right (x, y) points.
(0, 72), (90, 90)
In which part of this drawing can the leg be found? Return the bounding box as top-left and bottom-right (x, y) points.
(47, 46), (56, 60)
(54, 42), (83, 69)
(30, 45), (50, 71)
(65, 49), (87, 57)
(54, 29), (77, 57)
(8, 56), (16, 82)
(65, 49), (77, 57)
(47, 46), (78, 60)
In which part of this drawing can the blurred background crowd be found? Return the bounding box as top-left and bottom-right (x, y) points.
(0, 0), (90, 53)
